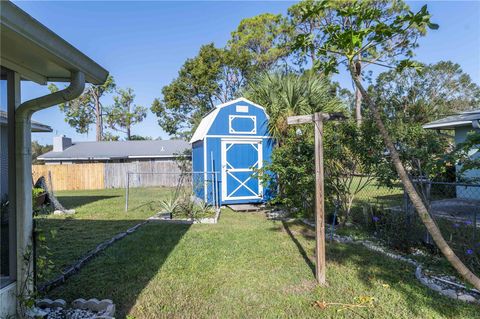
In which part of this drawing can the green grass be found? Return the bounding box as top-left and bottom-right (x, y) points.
(45, 209), (479, 318)
(351, 177), (403, 208)
(36, 187), (175, 283)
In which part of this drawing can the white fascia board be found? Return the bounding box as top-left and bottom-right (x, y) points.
(38, 157), (90, 161)
(127, 155), (179, 159)
(215, 97), (266, 112)
(423, 121), (472, 130)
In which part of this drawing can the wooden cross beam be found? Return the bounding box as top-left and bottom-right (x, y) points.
(286, 111), (346, 285)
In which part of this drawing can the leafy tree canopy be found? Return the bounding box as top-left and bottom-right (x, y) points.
(48, 75), (116, 141)
(129, 135), (153, 140)
(244, 71), (344, 143)
(106, 88), (147, 140)
(228, 13), (292, 72)
(151, 44), (252, 138)
(31, 141), (52, 165)
(371, 61), (480, 123)
(365, 61), (480, 184)
(102, 132), (120, 141)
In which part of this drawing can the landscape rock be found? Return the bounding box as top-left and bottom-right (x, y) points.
(53, 209), (76, 215)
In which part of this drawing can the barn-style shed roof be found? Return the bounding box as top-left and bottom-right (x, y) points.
(190, 98), (267, 143)
(38, 140), (190, 161)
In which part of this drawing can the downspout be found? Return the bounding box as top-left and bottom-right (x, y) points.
(14, 71), (85, 314)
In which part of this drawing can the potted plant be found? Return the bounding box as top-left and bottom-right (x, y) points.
(32, 187), (47, 209)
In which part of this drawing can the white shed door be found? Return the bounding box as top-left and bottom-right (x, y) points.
(221, 139), (263, 200)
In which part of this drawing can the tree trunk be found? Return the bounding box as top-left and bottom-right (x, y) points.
(127, 127), (131, 140)
(94, 96), (103, 141)
(354, 60), (362, 126)
(348, 63), (480, 290)
(355, 86), (362, 126)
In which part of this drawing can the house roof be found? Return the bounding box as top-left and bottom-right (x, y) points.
(190, 97), (267, 143)
(38, 139), (191, 161)
(423, 109), (480, 130)
(0, 1), (108, 84)
(0, 110), (52, 132)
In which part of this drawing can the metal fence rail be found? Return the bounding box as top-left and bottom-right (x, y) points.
(124, 171), (220, 212)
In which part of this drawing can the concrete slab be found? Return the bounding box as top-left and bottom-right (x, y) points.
(227, 204), (262, 212)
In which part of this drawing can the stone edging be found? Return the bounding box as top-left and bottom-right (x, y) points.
(297, 218), (480, 304)
(33, 298), (115, 319)
(38, 221), (149, 293)
(415, 266), (480, 303)
(148, 208), (221, 224)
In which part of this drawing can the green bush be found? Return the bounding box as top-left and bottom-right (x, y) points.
(32, 187), (46, 212)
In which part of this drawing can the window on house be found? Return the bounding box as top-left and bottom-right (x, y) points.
(1, 67), (16, 288)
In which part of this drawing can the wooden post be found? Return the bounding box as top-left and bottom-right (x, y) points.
(125, 172), (130, 212)
(287, 112), (340, 285)
(314, 112), (326, 285)
(286, 112), (346, 284)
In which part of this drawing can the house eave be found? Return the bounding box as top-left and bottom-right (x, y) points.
(0, 2), (108, 85)
(423, 121), (473, 130)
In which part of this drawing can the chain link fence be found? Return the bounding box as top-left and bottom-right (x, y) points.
(124, 171), (220, 217)
(337, 176), (480, 273)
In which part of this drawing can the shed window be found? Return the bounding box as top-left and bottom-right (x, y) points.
(229, 115), (256, 134)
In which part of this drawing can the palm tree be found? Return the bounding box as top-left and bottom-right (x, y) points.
(244, 71), (343, 144)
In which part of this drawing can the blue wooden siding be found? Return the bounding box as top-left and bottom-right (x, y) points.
(194, 99), (273, 205)
(192, 140), (205, 200)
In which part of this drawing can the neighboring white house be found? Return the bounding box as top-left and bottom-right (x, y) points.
(0, 2), (108, 316)
(423, 109), (480, 200)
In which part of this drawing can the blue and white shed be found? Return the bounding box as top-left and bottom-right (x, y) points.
(190, 98), (273, 205)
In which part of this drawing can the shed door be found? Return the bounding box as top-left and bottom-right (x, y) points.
(221, 139), (263, 201)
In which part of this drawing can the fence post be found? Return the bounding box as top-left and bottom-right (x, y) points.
(474, 210), (477, 243)
(215, 171), (219, 209)
(125, 172), (130, 212)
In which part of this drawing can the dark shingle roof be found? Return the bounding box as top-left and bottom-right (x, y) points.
(423, 110), (480, 130)
(0, 110), (52, 132)
(38, 140), (190, 161)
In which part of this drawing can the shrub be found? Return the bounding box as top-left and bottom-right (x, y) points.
(362, 204), (425, 253)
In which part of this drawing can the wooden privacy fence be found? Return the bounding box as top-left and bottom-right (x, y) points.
(32, 163), (104, 190)
(104, 161), (182, 188)
(32, 161), (185, 191)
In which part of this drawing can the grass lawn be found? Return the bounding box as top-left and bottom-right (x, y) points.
(36, 187), (174, 283)
(45, 209), (479, 318)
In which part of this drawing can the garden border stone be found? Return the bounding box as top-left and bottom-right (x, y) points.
(34, 298), (115, 319)
(148, 207), (221, 224)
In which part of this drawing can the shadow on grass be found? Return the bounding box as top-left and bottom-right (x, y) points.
(55, 195), (121, 208)
(281, 221), (315, 276)
(278, 221), (478, 319)
(39, 220), (190, 317)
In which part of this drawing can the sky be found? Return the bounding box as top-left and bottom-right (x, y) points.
(10, 1), (480, 145)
